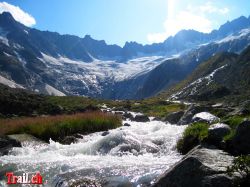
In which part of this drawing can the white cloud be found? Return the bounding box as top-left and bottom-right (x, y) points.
(0, 2), (36, 27)
(199, 2), (229, 15)
(147, 1), (229, 43)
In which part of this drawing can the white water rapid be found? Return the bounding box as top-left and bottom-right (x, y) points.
(0, 119), (186, 187)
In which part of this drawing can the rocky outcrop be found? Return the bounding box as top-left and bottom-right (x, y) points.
(152, 146), (241, 187)
(164, 111), (184, 124)
(178, 105), (211, 125)
(208, 123), (231, 145)
(230, 120), (250, 155)
(0, 136), (21, 156)
(133, 114), (150, 122)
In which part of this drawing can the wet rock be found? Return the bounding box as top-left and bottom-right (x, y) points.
(7, 134), (45, 146)
(61, 136), (78, 145)
(152, 117), (161, 121)
(133, 114), (150, 122)
(123, 112), (133, 120)
(208, 123), (231, 145)
(164, 111), (184, 124)
(68, 177), (102, 187)
(152, 146), (241, 187)
(73, 133), (83, 139)
(192, 112), (219, 124)
(115, 111), (124, 115)
(123, 123), (131, 127)
(178, 105), (210, 125)
(0, 135), (21, 156)
(230, 120), (250, 155)
(101, 131), (110, 136)
(102, 176), (132, 187)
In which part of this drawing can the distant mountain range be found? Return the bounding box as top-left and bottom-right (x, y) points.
(0, 11), (250, 99)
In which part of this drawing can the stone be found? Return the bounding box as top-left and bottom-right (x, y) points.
(101, 131), (110, 136)
(208, 123), (231, 145)
(164, 111), (184, 124)
(231, 120), (250, 155)
(123, 112), (133, 120)
(60, 136), (78, 145)
(192, 112), (219, 124)
(178, 104), (210, 125)
(152, 146), (241, 187)
(0, 135), (21, 155)
(133, 114), (150, 122)
(123, 123), (131, 127)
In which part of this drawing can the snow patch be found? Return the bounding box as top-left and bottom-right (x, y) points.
(215, 28), (250, 44)
(3, 52), (12, 57)
(170, 65), (228, 99)
(45, 84), (65, 96)
(0, 75), (24, 89)
(0, 36), (9, 46)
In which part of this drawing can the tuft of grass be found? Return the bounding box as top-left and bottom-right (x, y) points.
(0, 112), (122, 142)
(177, 122), (209, 154)
(222, 115), (246, 142)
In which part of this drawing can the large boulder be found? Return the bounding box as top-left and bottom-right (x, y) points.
(133, 114), (150, 122)
(208, 123), (231, 145)
(230, 120), (250, 155)
(164, 111), (184, 124)
(152, 146), (241, 187)
(0, 135), (21, 156)
(192, 112), (219, 124)
(178, 105), (210, 125)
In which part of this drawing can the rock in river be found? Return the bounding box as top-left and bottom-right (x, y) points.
(164, 111), (184, 124)
(133, 114), (150, 122)
(152, 146), (241, 187)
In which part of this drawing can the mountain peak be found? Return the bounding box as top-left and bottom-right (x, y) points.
(0, 11), (14, 19)
(0, 11), (21, 30)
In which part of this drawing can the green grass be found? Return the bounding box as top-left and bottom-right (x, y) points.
(129, 99), (186, 118)
(177, 122), (209, 154)
(0, 112), (122, 142)
(222, 115), (248, 141)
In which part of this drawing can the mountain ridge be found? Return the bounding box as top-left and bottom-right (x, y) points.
(0, 11), (250, 99)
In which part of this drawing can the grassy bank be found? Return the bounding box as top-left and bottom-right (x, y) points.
(177, 122), (209, 154)
(0, 112), (122, 141)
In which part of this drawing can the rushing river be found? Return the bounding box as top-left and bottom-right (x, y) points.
(0, 119), (186, 187)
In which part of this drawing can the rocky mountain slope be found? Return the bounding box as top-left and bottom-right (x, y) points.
(0, 11), (250, 99)
(164, 45), (250, 103)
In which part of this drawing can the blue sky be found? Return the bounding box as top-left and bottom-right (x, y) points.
(0, 0), (250, 46)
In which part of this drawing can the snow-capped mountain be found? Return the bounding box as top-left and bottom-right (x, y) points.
(0, 11), (250, 99)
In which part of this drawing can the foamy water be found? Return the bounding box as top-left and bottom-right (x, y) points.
(0, 120), (186, 186)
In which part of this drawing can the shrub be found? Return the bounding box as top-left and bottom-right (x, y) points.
(0, 112), (122, 142)
(227, 155), (250, 186)
(177, 122), (209, 154)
